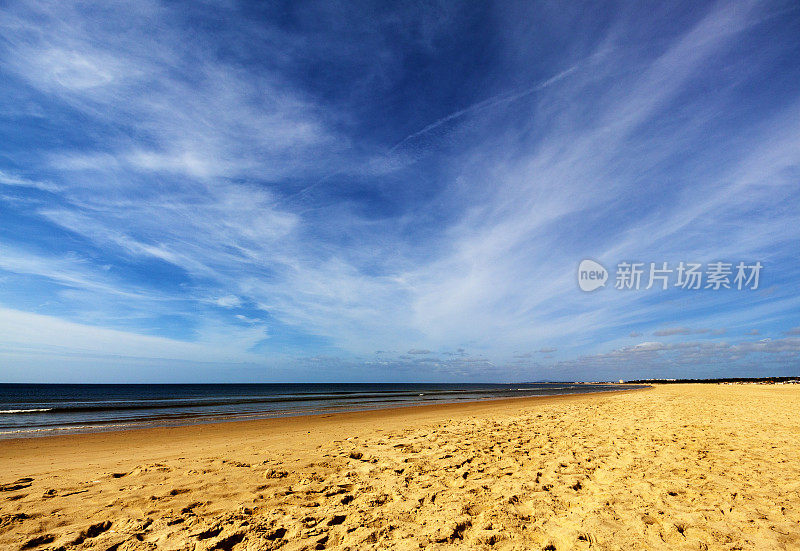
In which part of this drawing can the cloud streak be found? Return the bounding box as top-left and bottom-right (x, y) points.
(0, 0), (799, 381)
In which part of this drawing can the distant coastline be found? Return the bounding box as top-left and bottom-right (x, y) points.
(623, 376), (800, 384)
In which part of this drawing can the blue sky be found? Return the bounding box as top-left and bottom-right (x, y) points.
(1, 0), (799, 383)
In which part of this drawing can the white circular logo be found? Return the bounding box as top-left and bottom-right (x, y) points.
(578, 259), (608, 292)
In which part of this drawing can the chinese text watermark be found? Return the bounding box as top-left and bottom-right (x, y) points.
(578, 260), (762, 292)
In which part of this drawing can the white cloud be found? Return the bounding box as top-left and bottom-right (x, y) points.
(0, 170), (60, 192)
(633, 341), (666, 351)
(215, 295), (242, 308)
(1, 0), (798, 380)
(653, 327), (692, 336)
(0, 245), (155, 301)
(0, 306), (258, 364)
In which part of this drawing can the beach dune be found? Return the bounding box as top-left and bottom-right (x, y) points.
(1, 384), (799, 550)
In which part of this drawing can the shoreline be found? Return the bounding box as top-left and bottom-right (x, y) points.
(0, 387), (647, 479)
(0, 385), (646, 445)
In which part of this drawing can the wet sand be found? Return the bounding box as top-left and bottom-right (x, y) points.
(1, 384), (799, 550)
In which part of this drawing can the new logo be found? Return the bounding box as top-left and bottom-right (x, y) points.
(578, 259), (608, 292)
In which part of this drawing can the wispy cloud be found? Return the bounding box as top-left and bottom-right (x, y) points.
(0, 170), (60, 192)
(0, 0), (799, 381)
(653, 327), (693, 336)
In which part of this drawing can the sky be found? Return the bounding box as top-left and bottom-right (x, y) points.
(1, 0), (799, 383)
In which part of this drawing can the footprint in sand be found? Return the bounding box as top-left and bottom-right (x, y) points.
(210, 533), (244, 550)
(72, 521), (112, 544)
(193, 525), (223, 540)
(42, 487), (89, 498)
(0, 477), (33, 492)
(0, 512), (31, 528)
(181, 501), (204, 514)
(327, 514), (346, 526)
(20, 534), (55, 549)
(266, 527), (287, 540)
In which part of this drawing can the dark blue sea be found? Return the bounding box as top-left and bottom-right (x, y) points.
(0, 383), (633, 439)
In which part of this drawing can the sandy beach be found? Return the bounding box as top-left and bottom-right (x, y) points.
(1, 384), (799, 550)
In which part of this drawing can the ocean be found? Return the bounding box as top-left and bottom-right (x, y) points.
(0, 382), (633, 438)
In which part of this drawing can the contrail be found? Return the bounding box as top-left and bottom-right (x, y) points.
(277, 65), (579, 208)
(388, 65), (578, 153)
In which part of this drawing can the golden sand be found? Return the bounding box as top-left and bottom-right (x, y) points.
(1, 384), (799, 550)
